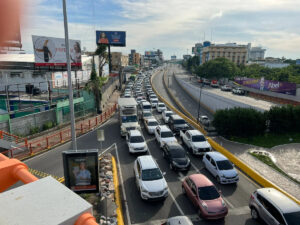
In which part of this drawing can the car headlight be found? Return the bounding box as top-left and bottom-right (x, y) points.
(141, 186), (148, 194)
(222, 199), (226, 207)
(201, 202), (208, 210)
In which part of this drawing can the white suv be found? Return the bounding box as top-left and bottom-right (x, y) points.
(144, 118), (159, 134)
(203, 152), (239, 184)
(162, 110), (173, 123)
(154, 125), (177, 148)
(126, 130), (148, 154)
(156, 102), (167, 113)
(134, 155), (168, 200)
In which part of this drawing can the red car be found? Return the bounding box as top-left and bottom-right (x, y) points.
(182, 174), (228, 220)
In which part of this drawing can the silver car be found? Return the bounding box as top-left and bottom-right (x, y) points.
(249, 188), (300, 225)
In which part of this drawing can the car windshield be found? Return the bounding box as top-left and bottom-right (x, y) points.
(198, 186), (220, 200)
(141, 168), (163, 181)
(166, 112), (173, 117)
(170, 148), (186, 158)
(174, 119), (186, 125)
(143, 105), (151, 109)
(122, 115), (137, 123)
(284, 211), (300, 225)
(161, 131), (174, 138)
(158, 104), (165, 107)
(217, 160), (233, 170)
(130, 136), (144, 143)
(148, 121), (159, 126)
(192, 135), (206, 142)
(144, 112), (152, 117)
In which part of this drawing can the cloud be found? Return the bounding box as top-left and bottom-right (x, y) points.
(21, 0), (300, 59)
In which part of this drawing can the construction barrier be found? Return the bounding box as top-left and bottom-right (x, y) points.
(3, 104), (117, 161)
(151, 69), (300, 205)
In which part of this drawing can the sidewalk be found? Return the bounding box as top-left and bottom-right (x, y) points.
(8, 90), (121, 160)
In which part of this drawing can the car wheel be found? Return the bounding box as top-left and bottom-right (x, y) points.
(170, 163), (173, 170)
(216, 176), (221, 184)
(182, 186), (186, 194)
(251, 208), (259, 220)
(198, 208), (202, 217)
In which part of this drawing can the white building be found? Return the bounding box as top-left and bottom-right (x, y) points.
(247, 43), (266, 61)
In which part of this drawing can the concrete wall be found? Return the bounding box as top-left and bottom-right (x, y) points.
(0, 120), (9, 132)
(9, 109), (56, 136)
(175, 75), (265, 112)
(100, 78), (119, 111)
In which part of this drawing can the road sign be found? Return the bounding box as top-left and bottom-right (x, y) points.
(97, 129), (105, 142)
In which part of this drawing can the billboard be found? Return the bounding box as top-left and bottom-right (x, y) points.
(96, 31), (126, 47)
(235, 77), (297, 96)
(145, 51), (156, 57)
(32, 35), (82, 67)
(62, 149), (99, 193)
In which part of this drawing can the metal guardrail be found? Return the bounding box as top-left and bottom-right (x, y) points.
(151, 69), (300, 205)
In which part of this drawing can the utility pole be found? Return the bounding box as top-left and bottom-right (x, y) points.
(62, 0), (77, 150)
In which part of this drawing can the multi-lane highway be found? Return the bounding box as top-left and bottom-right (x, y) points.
(20, 67), (265, 225)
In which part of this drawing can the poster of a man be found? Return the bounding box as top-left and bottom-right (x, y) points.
(73, 161), (91, 185)
(34, 39), (53, 62)
(98, 32), (109, 44)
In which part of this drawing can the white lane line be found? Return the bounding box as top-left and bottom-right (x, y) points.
(147, 147), (185, 217)
(114, 143), (132, 225)
(24, 118), (114, 162)
(223, 197), (235, 209)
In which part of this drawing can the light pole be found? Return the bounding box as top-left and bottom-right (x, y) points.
(197, 83), (204, 124)
(62, 0), (77, 150)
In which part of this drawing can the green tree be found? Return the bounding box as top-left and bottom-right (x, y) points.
(197, 58), (237, 79)
(94, 44), (108, 77)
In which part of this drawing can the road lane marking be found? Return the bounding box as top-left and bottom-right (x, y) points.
(114, 143), (132, 225)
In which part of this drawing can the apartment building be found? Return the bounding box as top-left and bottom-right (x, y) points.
(202, 43), (247, 65)
(111, 52), (129, 71)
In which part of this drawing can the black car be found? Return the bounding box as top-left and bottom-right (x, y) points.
(162, 142), (190, 171)
(168, 114), (189, 135)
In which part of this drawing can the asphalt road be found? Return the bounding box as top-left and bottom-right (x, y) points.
(19, 67), (261, 225)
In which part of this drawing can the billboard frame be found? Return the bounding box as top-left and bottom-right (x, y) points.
(62, 149), (99, 193)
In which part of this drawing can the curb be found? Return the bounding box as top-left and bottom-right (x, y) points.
(151, 68), (300, 205)
(111, 156), (125, 225)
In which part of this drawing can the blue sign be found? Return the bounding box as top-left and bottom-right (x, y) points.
(96, 31), (126, 47)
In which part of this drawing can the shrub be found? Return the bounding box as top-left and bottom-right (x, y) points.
(30, 126), (40, 135)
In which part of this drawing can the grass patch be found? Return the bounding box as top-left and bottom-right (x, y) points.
(249, 152), (300, 185)
(230, 132), (300, 148)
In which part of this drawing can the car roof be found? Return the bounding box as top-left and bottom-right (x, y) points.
(167, 216), (193, 225)
(205, 152), (228, 161)
(187, 129), (203, 136)
(158, 102), (165, 105)
(147, 118), (157, 122)
(170, 114), (183, 120)
(142, 101), (151, 105)
(138, 155), (157, 170)
(158, 125), (171, 132)
(129, 130), (142, 136)
(257, 188), (300, 213)
(189, 174), (214, 188)
(166, 141), (183, 149)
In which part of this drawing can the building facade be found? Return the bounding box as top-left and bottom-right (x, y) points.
(144, 49), (163, 67)
(111, 52), (128, 71)
(132, 53), (140, 66)
(202, 43), (247, 65)
(247, 43), (266, 61)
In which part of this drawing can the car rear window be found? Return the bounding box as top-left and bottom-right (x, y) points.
(198, 186), (220, 200)
(161, 131), (174, 138)
(192, 135), (206, 142)
(130, 136), (144, 143)
(284, 211), (300, 225)
(216, 160), (233, 170)
(174, 119), (186, 125)
(141, 168), (163, 181)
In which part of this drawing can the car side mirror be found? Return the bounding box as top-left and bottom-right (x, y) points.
(162, 172), (166, 176)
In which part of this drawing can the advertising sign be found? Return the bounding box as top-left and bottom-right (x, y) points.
(235, 77), (297, 96)
(62, 149), (99, 193)
(145, 51), (156, 57)
(32, 35), (82, 66)
(96, 31), (126, 47)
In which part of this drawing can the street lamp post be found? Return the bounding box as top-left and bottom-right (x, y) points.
(197, 83), (203, 124)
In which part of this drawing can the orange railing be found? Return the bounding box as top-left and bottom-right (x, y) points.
(2, 103), (117, 160)
(0, 154), (98, 225)
(0, 130), (28, 146)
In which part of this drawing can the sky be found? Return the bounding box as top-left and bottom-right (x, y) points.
(21, 0), (300, 59)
